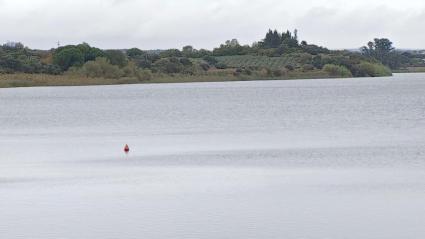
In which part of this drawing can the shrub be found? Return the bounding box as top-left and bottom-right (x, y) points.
(203, 55), (218, 65)
(122, 61), (151, 80)
(179, 57), (192, 66)
(138, 69), (153, 81)
(272, 69), (287, 77)
(42, 64), (62, 75)
(215, 62), (228, 69)
(323, 64), (353, 77)
(285, 64), (294, 71)
(258, 67), (272, 77)
(312, 55), (324, 69)
(82, 57), (123, 79)
(234, 67), (252, 76)
(357, 62), (392, 77)
(152, 58), (183, 74)
(104, 50), (128, 67)
(302, 64), (314, 72)
(199, 63), (210, 71)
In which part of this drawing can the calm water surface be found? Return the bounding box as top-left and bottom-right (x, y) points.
(1, 74), (425, 238)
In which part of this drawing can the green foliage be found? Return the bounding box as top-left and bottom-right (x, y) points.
(159, 49), (182, 58)
(361, 38), (402, 69)
(182, 45), (197, 58)
(302, 64), (314, 72)
(82, 57), (123, 79)
(179, 57), (192, 66)
(215, 55), (293, 70)
(131, 53), (159, 69)
(76, 43), (105, 62)
(301, 44), (330, 55)
(323, 64), (353, 78)
(213, 39), (250, 56)
(199, 63), (210, 71)
(153, 58), (183, 74)
(357, 62), (392, 77)
(122, 61), (152, 81)
(272, 68), (287, 77)
(104, 50), (128, 67)
(233, 67), (253, 76)
(215, 62), (228, 69)
(53, 46), (84, 71)
(126, 48), (145, 58)
(312, 55), (324, 69)
(2, 30), (411, 83)
(203, 56), (218, 66)
(260, 29), (299, 49)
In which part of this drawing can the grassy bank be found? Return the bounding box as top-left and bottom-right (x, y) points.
(0, 69), (343, 88)
(393, 67), (425, 73)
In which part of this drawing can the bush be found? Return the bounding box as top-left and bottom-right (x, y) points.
(104, 50), (128, 67)
(323, 64), (353, 77)
(203, 56), (218, 65)
(152, 58), (183, 74)
(302, 64), (314, 72)
(199, 63), (210, 71)
(234, 67), (252, 76)
(138, 69), (153, 81)
(357, 62), (392, 77)
(82, 57), (123, 79)
(179, 57), (192, 66)
(312, 55), (324, 69)
(272, 69), (287, 77)
(42, 64), (62, 75)
(122, 61), (152, 81)
(285, 64), (294, 71)
(159, 49), (182, 58)
(215, 62), (228, 69)
(258, 67), (272, 77)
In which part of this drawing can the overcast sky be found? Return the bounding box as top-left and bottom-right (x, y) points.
(1, 0), (424, 50)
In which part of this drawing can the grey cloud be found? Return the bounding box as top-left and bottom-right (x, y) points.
(0, 0), (424, 49)
(294, 6), (425, 49)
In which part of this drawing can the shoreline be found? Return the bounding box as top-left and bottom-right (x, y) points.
(0, 71), (395, 89)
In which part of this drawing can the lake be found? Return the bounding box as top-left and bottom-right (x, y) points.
(1, 73), (425, 239)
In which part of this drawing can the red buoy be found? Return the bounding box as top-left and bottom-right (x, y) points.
(124, 144), (130, 154)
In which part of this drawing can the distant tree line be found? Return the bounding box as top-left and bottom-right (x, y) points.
(1, 29), (424, 79)
(360, 38), (425, 69)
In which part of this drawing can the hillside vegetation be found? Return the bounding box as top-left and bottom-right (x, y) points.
(1, 29), (422, 87)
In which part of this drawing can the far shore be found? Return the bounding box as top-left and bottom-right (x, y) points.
(0, 70), (405, 89)
(2, 67), (425, 89)
(0, 70), (338, 88)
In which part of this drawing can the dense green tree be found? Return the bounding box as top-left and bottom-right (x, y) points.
(260, 29), (299, 50)
(152, 58), (183, 74)
(53, 46), (84, 71)
(127, 48), (145, 58)
(361, 38), (401, 69)
(213, 39), (249, 56)
(104, 50), (128, 67)
(182, 45), (195, 57)
(76, 43), (105, 62)
(159, 49), (183, 58)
